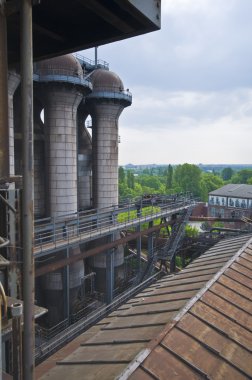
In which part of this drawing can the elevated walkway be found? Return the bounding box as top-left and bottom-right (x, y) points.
(34, 195), (197, 257)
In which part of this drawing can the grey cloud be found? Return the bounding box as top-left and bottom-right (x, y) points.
(88, 0), (252, 92)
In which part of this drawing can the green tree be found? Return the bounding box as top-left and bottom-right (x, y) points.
(166, 164), (173, 190)
(127, 170), (135, 189)
(138, 175), (161, 191)
(200, 173), (224, 201)
(119, 166), (125, 183)
(231, 169), (252, 184)
(173, 163), (202, 196)
(221, 167), (233, 181)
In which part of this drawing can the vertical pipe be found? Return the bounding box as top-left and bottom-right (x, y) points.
(0, 0), (9, 180)
(20, 1), (34, 379)
(11, 303), (23, 380)
(0, 281), (7, 380)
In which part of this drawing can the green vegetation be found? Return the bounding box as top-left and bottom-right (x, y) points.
(117, 206), (161, 223)
(119, 164), (252, 202)
(185, 225), (199, 238)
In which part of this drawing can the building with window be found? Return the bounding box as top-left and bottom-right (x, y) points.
(208, 184), (252, 219)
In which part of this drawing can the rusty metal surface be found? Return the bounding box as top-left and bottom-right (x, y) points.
(37, 235), (252, 380)
(125, 237), (252, 380)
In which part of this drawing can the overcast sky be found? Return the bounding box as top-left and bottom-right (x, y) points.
(81, 0), (252, 165)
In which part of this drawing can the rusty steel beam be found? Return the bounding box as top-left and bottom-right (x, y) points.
(35, 221), (172, 277)
(189, 216), (242, 223)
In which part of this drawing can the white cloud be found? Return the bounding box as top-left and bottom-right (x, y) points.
(80, 0), (252, 165)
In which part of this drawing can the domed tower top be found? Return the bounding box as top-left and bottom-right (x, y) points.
(87, 69), (132, 106)
(91, 69), (124, 91)
(34, 54), (92, 91)
(36, 54), (83, 78)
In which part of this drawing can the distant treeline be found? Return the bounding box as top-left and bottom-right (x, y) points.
(119, 164), (252, 202)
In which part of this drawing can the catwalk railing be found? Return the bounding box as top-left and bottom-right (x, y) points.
(34, 194), (197, 256)
(35, 270), (163, 362)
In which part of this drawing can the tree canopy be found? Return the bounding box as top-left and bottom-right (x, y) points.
(118, 165), (252, 201)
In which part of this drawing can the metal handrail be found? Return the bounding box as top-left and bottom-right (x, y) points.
(35, 270), (162, 361)
(73, 52), (109, 70)
(34, 196), (197, 255)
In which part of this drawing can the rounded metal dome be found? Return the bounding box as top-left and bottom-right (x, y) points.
(91, 69), (124, 92)
(35, 54), (83, 79)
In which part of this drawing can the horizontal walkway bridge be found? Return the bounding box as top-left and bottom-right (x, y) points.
(34, 195), (197, 257)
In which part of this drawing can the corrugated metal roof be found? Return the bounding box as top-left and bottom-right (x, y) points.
(36, 234), (252, 380)
(125, 236), (252, 380)
(209, 183), (252, 198)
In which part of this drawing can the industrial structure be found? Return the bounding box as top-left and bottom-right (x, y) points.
(0, 1), (164, 378)
(35, 233), (252, 380)
(1, 1), (252, 379)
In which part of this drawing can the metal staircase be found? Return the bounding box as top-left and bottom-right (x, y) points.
(139, 205), (194, 281)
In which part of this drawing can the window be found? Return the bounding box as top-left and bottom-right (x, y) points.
(235, 199), (240, 207)
(241, 199), (246, 208)
(210, 207), (215, 217)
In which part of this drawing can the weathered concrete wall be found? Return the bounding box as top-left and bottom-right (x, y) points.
(43, 86), (82, 217)
(77, 105), (92, 210)
(90, 104), (123, 209)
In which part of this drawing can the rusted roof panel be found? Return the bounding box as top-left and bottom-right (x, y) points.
(178, 313), (252, 377)
(161, 328), (248, 379)
(38, 234), (252, 380)
(125, 236), (252, 380)
(225, 267), (252, 289)
(191, 301), (252, 351)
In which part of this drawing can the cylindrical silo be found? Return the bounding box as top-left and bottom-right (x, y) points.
(35, 54), (92, 218)
(34, 55), (91, 325)
(86, 69), (132, 299)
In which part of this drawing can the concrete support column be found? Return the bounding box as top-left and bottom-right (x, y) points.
(43, 87), (82, 217)
(8, 71), (20, 178)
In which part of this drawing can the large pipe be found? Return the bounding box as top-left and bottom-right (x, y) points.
(0, 0), (9, 180)
(20, 0), (35, 379)
(11, 303), (23, 380)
